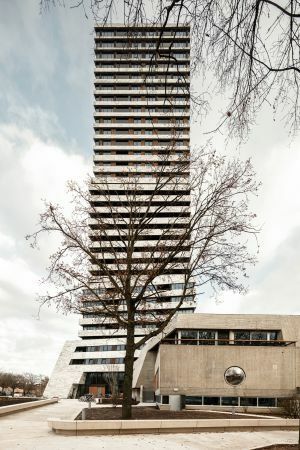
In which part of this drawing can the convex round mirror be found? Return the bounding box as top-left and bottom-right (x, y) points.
(224, 366), (246, 386)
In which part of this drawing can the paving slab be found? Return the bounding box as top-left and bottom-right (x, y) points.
(0, 399), (298, 450)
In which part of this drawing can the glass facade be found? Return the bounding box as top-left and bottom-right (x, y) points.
(183, 396), (278, 407)
(163, 329), (286, 346)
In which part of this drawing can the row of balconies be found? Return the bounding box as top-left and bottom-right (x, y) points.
(95, 42), (189, 49)
(94, 134), (189, 140)
(81, 283), (194, 298)
(93, 144), (188, 150)
(94, 122), (189, 128)
(94, 65), (189, 72)
(79, 308), (195, 327)
(92, 170), (189, 179)
(90, 178), (189, 188)
(94, 29), (189, 37)
(89, 237), (190, 247)
(78, 329), (145, 338)
(89, 191), (190, 199)
(94, 53), (189, 60)
(94, 100), (189, 106)
(94, 124), (189, 130)
(94, 66), (189, 72)
(93, 88), (189, 95)
(89, 233), (189, 243)
(93, 168), (189, 177)
(94, 78), (190, 85)
(89, 203), (190, 212)
(94, 111), (189, 117)
(94, 32), (189, 38)
(93, 154), (188, 162)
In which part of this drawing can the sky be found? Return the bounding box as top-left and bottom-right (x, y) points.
(0, 0), (300, 376)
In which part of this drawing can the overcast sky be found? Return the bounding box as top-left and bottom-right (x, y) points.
(1, 1), (300, 376)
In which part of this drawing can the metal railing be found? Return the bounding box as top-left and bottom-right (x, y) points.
(161, 338), (296, 346)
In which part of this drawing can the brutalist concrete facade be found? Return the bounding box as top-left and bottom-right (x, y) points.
(133, 313), (300, 408)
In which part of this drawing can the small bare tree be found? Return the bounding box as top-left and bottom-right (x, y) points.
(27, 148), (259, 419)
(103, 367), (119, 407)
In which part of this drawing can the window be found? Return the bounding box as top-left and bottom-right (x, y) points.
(258, 398), (276, 407)
(203, 397), (220, 406)
(185, 396), (202, 405)
(198, 330), (215, 345)
(240, 397), (257, 407)
(181, 330), (197, 345)
(234, 331), (250, 344)
(221, 397), (238, 406)
(269, 331), (277, 340)
(218, 330), (230, 345)
(162, 396), (169, 404)
(251, 331), (268, 343)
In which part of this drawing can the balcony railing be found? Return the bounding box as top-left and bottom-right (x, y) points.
(161, 338), (296, 347)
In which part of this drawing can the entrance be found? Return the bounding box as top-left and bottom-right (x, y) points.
(89, 385), (106, 397)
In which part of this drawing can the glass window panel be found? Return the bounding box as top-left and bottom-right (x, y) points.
(162, 396), (169, 404)
(181, 330), (197, 344)
(221, 397), (238, 406)
(203, 397), (220, 405)
(269, 331), (278, 341)
(258, 398), (276, 407)
(185, 396), (202, 405)
(199, 330), (215, 345)
(218, 330), (230, 345)
(240, 397), (257, 407)
(251, 331), (268, 341)
(234, 331), (250, 345)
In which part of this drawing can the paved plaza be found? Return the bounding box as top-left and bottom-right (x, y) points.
(0, 400), (298, 450)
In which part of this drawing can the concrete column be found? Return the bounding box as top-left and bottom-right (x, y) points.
(169, 395), (181, 411)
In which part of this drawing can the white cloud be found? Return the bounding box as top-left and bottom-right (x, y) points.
(197, 135), (300, 315)
(0, 116), (89, 375)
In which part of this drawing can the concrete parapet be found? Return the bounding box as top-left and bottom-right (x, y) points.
(48, 417), (299, 435)
(0, 398), (58, 416)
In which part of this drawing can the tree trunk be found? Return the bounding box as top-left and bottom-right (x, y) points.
(122, 321), (135, 419)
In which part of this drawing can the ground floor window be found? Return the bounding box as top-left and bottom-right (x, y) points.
(203, 396), (220, 405)
(221, 397), (238, 406)
(183, 395), (278, 407)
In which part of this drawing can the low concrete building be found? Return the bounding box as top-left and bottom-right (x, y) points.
(133, 314), (300, 410)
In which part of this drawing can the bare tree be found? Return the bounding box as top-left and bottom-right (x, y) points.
(0, 371), (49, 397)
(40, 0), (300, 139)
(6, 373), (23, 397)
(19, 373), (39, 396)
(103, 366), (120, 407)
(27, 148), (259, 418)
(38, 375), (49, 396)
(0, 372), (12, 394)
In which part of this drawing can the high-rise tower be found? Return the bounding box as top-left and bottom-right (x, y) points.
(44, 24), (195, 399)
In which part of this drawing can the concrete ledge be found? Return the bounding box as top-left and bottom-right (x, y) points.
(0, 398), (58, 416)
(48, 417), (299, 435)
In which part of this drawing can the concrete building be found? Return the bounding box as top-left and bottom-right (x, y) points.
(44, 23), (195, 399)
(133, 313), (300, 411)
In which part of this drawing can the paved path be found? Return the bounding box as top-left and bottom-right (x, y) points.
(0, 399), (298, 450)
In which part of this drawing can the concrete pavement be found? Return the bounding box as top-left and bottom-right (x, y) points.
(0, 399), (298, 450)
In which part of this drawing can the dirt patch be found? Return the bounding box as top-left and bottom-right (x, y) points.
(253, 445), (299, 450)
(0, 397), (39, 407)
(79, 406), (271, 421)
